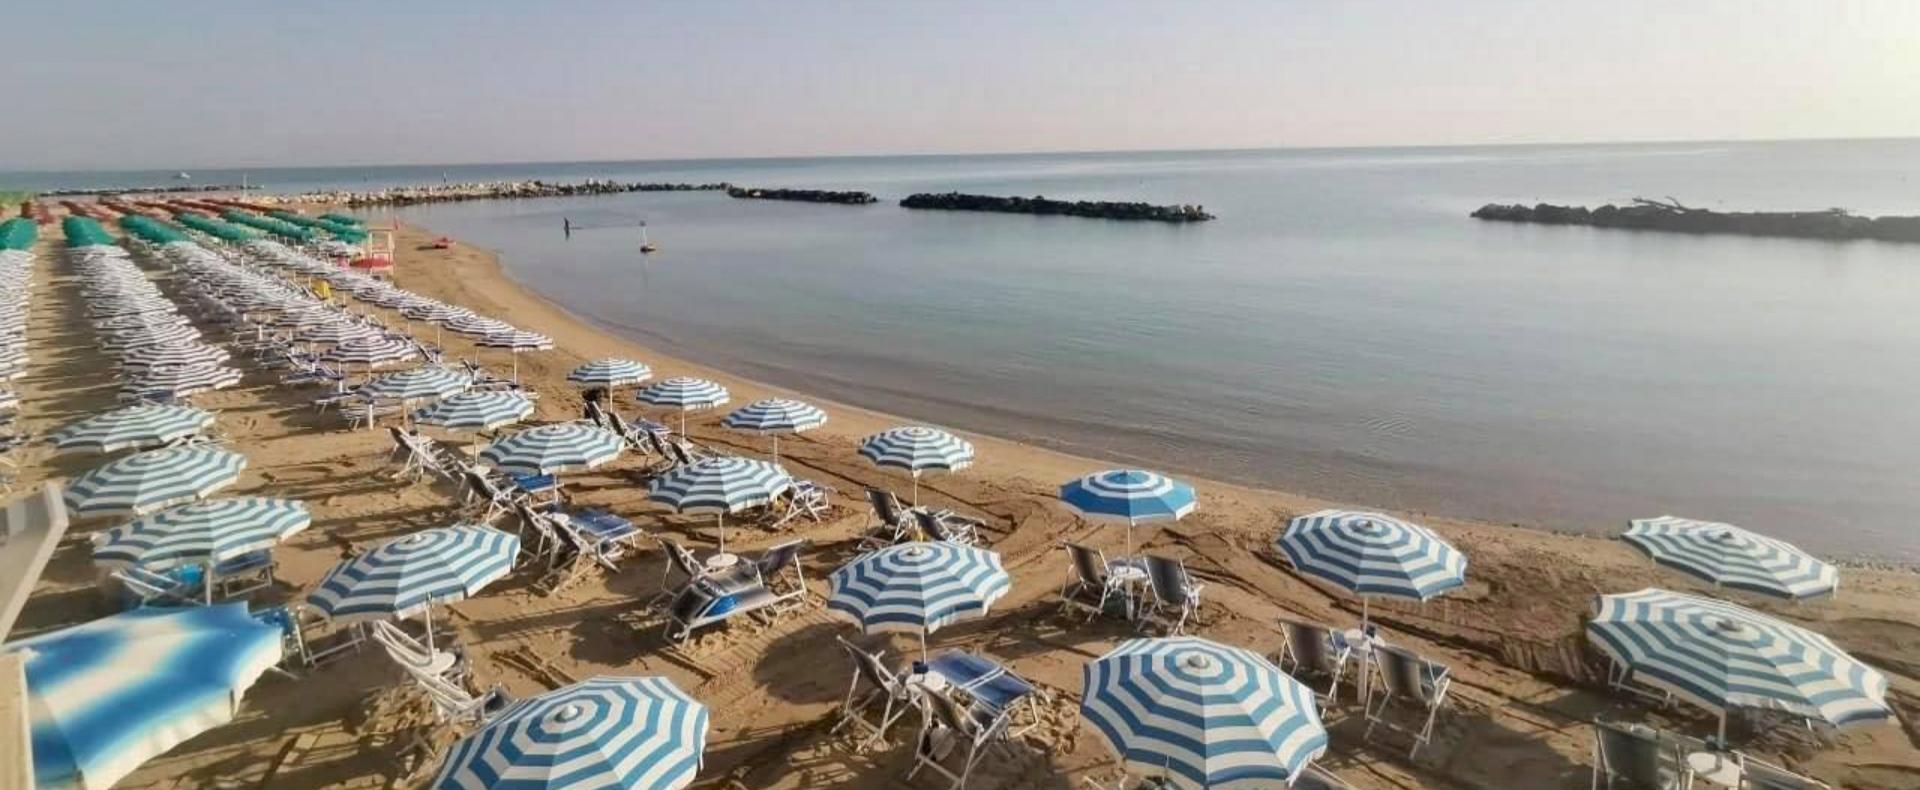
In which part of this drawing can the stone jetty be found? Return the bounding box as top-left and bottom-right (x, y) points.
(261, 180), (731, 208)
(726, 186), (878, 205)
(42, 184), (256, 197)
(1471, 198), (1920, 243)
(899, 192), (1215, 222)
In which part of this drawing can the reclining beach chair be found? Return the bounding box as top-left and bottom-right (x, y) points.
(1590, 720), (1692, 790)
(555, 508), (647, 571)
(1365, 644), (1453, 759)
(908, 682), (1019, 790)
(1139, 554), (1205, 635)
(371, 620), (469, 685)
(830, 635), (914, 751)
(1293, 765), (1360, 790)
(752, 539), (811, 609)
(925, 650), (1041, 738)
(411, 665), (513, 726)
(209, 549), (277, 600)
(111, 565), (202, 607)
(774, 479), (834, 527)
(252, 603), (365, 671)
(1740, 755), (1828, 790)
(343, 398), (407, 431)
(859, 488), (912, 549)
(661, 575), (785, 647)
(913, 508), (982, 546)
(1059, 542), (1123, 621)
(1274, 617), (1353, 704)
(464, 469), (527, 524)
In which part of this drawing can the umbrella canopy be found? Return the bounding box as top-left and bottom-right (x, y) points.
(857, 426), (975, 504)
(445, 314), (515, 337)
(1275, 509), (1467, 602)
(4, 604), (281, 790)
(293, 320), (378, 345)
(401, 301), (471, 323)
(307, 525), (520, 622)
(413, 391), (536, 433)
(567, 358), (653, 388)
(637, 377), (730, 434)
(117, 363), (243, 401)
(91, 497), (311, 570)
(1588, 588), (1890, 738)
(476, 330), (554, 351)
(65, 446), (248, 518)
(1623, 517), (1838, 600)
(722, 398), (826, 466)
(480, 422), (626, 475)
(48, 404), (215, 454)
(117, 341), (229, 372)
(320, 335), (418, 368)
(361, 366), (470, 401)
(1060, 469), (1196, 557)
(827, 542), (1010, 651)
(1083, 636), (1328, 789)
(647, 456), (792, 515)
(433, 676), (709, 790)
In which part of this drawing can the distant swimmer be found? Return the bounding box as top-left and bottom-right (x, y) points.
(564, 217), (571, 238)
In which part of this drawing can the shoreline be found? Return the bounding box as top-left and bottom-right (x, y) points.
(408, 217), (1914, 570)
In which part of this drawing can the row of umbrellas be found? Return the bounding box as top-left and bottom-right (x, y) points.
(71, 243), (245, 401)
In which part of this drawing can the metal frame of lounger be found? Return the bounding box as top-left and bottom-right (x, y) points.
(907, 680), (1019, 790)
(1059, 542), (1123, 621)
(1138, 554), (1205, 635)
(1590, 719), (1692, 790)
(774, 479), (834, 527)
(1274, 617), (1352, 704)
(830, 635), (915, 751)
(1365, 644), (1453, 759)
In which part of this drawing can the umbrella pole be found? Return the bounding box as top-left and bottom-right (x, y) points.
(1361, 596), (1371, 634)
(680, 411), (688, 437)
(911, 474), (920, 507)
(716, 513), (727, 556)
(510, 351), (519, 383)
(920, 631), (929, 663)
(771, 435), (780, 467)
(1126, 517), (1136, 561)
(424, 605), (436, 654)
(204, 561), (215, 605)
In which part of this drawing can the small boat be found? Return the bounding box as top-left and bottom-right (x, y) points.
(639, 222), (658, 253)
(429, 236), (452, 250)
(173, 172), (191, 180)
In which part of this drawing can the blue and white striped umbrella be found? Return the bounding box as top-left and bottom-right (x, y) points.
(1588, 588), (1890, 738)
(48, 404), (216, 454)
(320, 335), (419, 368)
(91, 497), (311, 571)
(434, 676), (709, 790)
(445, 314), (515, 337)
(476, 330), (553, 382)
(118, 341), (229, 372)
(1276, 509), (1466, 631)
(362, 365), (471, 401)
(827, 542), (1011, 656)
(648, 456), (791, 555)
(722, 398), (826, 465)
(1623, 517), (1838, 600)
(294, 320), (378, 345)
(413, 391), (536, 433)
(4, 604), (281, 790)
(480, 422), (626, 474)
(65, 446), (248, 518)
(117, 363), (243, 401)
(567, 358), (653, 389)
(637, 376), (730, 434)
(307, 525), (520, 624)
(1083, 637), (1328, 789)
(1061, 469), (1197, 557)
(857, 426), (974, 505)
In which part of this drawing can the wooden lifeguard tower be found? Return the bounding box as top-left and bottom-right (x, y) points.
(349, 223), (398, 279)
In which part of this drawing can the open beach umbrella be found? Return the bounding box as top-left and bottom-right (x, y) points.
(1060, 469), (1196, 559)
(413, 390), (536, 433)
(48, 404), (215, 454)
(647, 456), (791, 560)
(827, 541), (1011, 659)
(101, 324), (201, 351)
(65, 446), (248, 518)
(116, 341), (229, 372)
(1587, 588), (1890, 743)
(857, 426), (974, 506)
(362, 365), (471, 402)
(307, 524), (520, 651)
(0, 388), (19, 413)
(320, 334), (419, 371)
(90, 497), (311, 603)
(722, 398), (826, 466)
(293, 319), (378, 346)
(567, 357), (653, 389)
(1083, 636), (1328, 789)
(3, 604), (281, 790)
(1622, 516), (1838, 600)
(480, 422), (626, 475)
(445, 313), (515, 338)
(1275, 509), (1467, 633)
(476, 330), (553, 382)
(636, 376), (730, 435)
(117, 363), (243, 401)
(433, 675), (709, 790)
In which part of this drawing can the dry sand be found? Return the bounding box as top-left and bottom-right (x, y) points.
(9, 218), (1919, 789)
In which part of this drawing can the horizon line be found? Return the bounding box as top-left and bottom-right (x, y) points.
(4, 133), (1917, 176)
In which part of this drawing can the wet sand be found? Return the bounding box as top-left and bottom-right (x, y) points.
(10, 219), (1919, 789)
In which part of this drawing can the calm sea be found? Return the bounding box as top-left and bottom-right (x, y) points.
(13, 141), (1920, 558)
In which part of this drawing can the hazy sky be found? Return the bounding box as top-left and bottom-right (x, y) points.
(6, 1), (1917, 170)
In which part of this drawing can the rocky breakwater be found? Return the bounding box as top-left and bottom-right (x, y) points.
(726, 186), (878, 205)
(265, 180), (731, 208)
(1472, 197), (1920, 243)
(899, 192), (1214, 223)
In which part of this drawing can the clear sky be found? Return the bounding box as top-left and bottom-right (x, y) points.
(6, 1), (1917, 170)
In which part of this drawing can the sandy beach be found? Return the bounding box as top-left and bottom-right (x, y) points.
(11, 217), (1919, 789)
